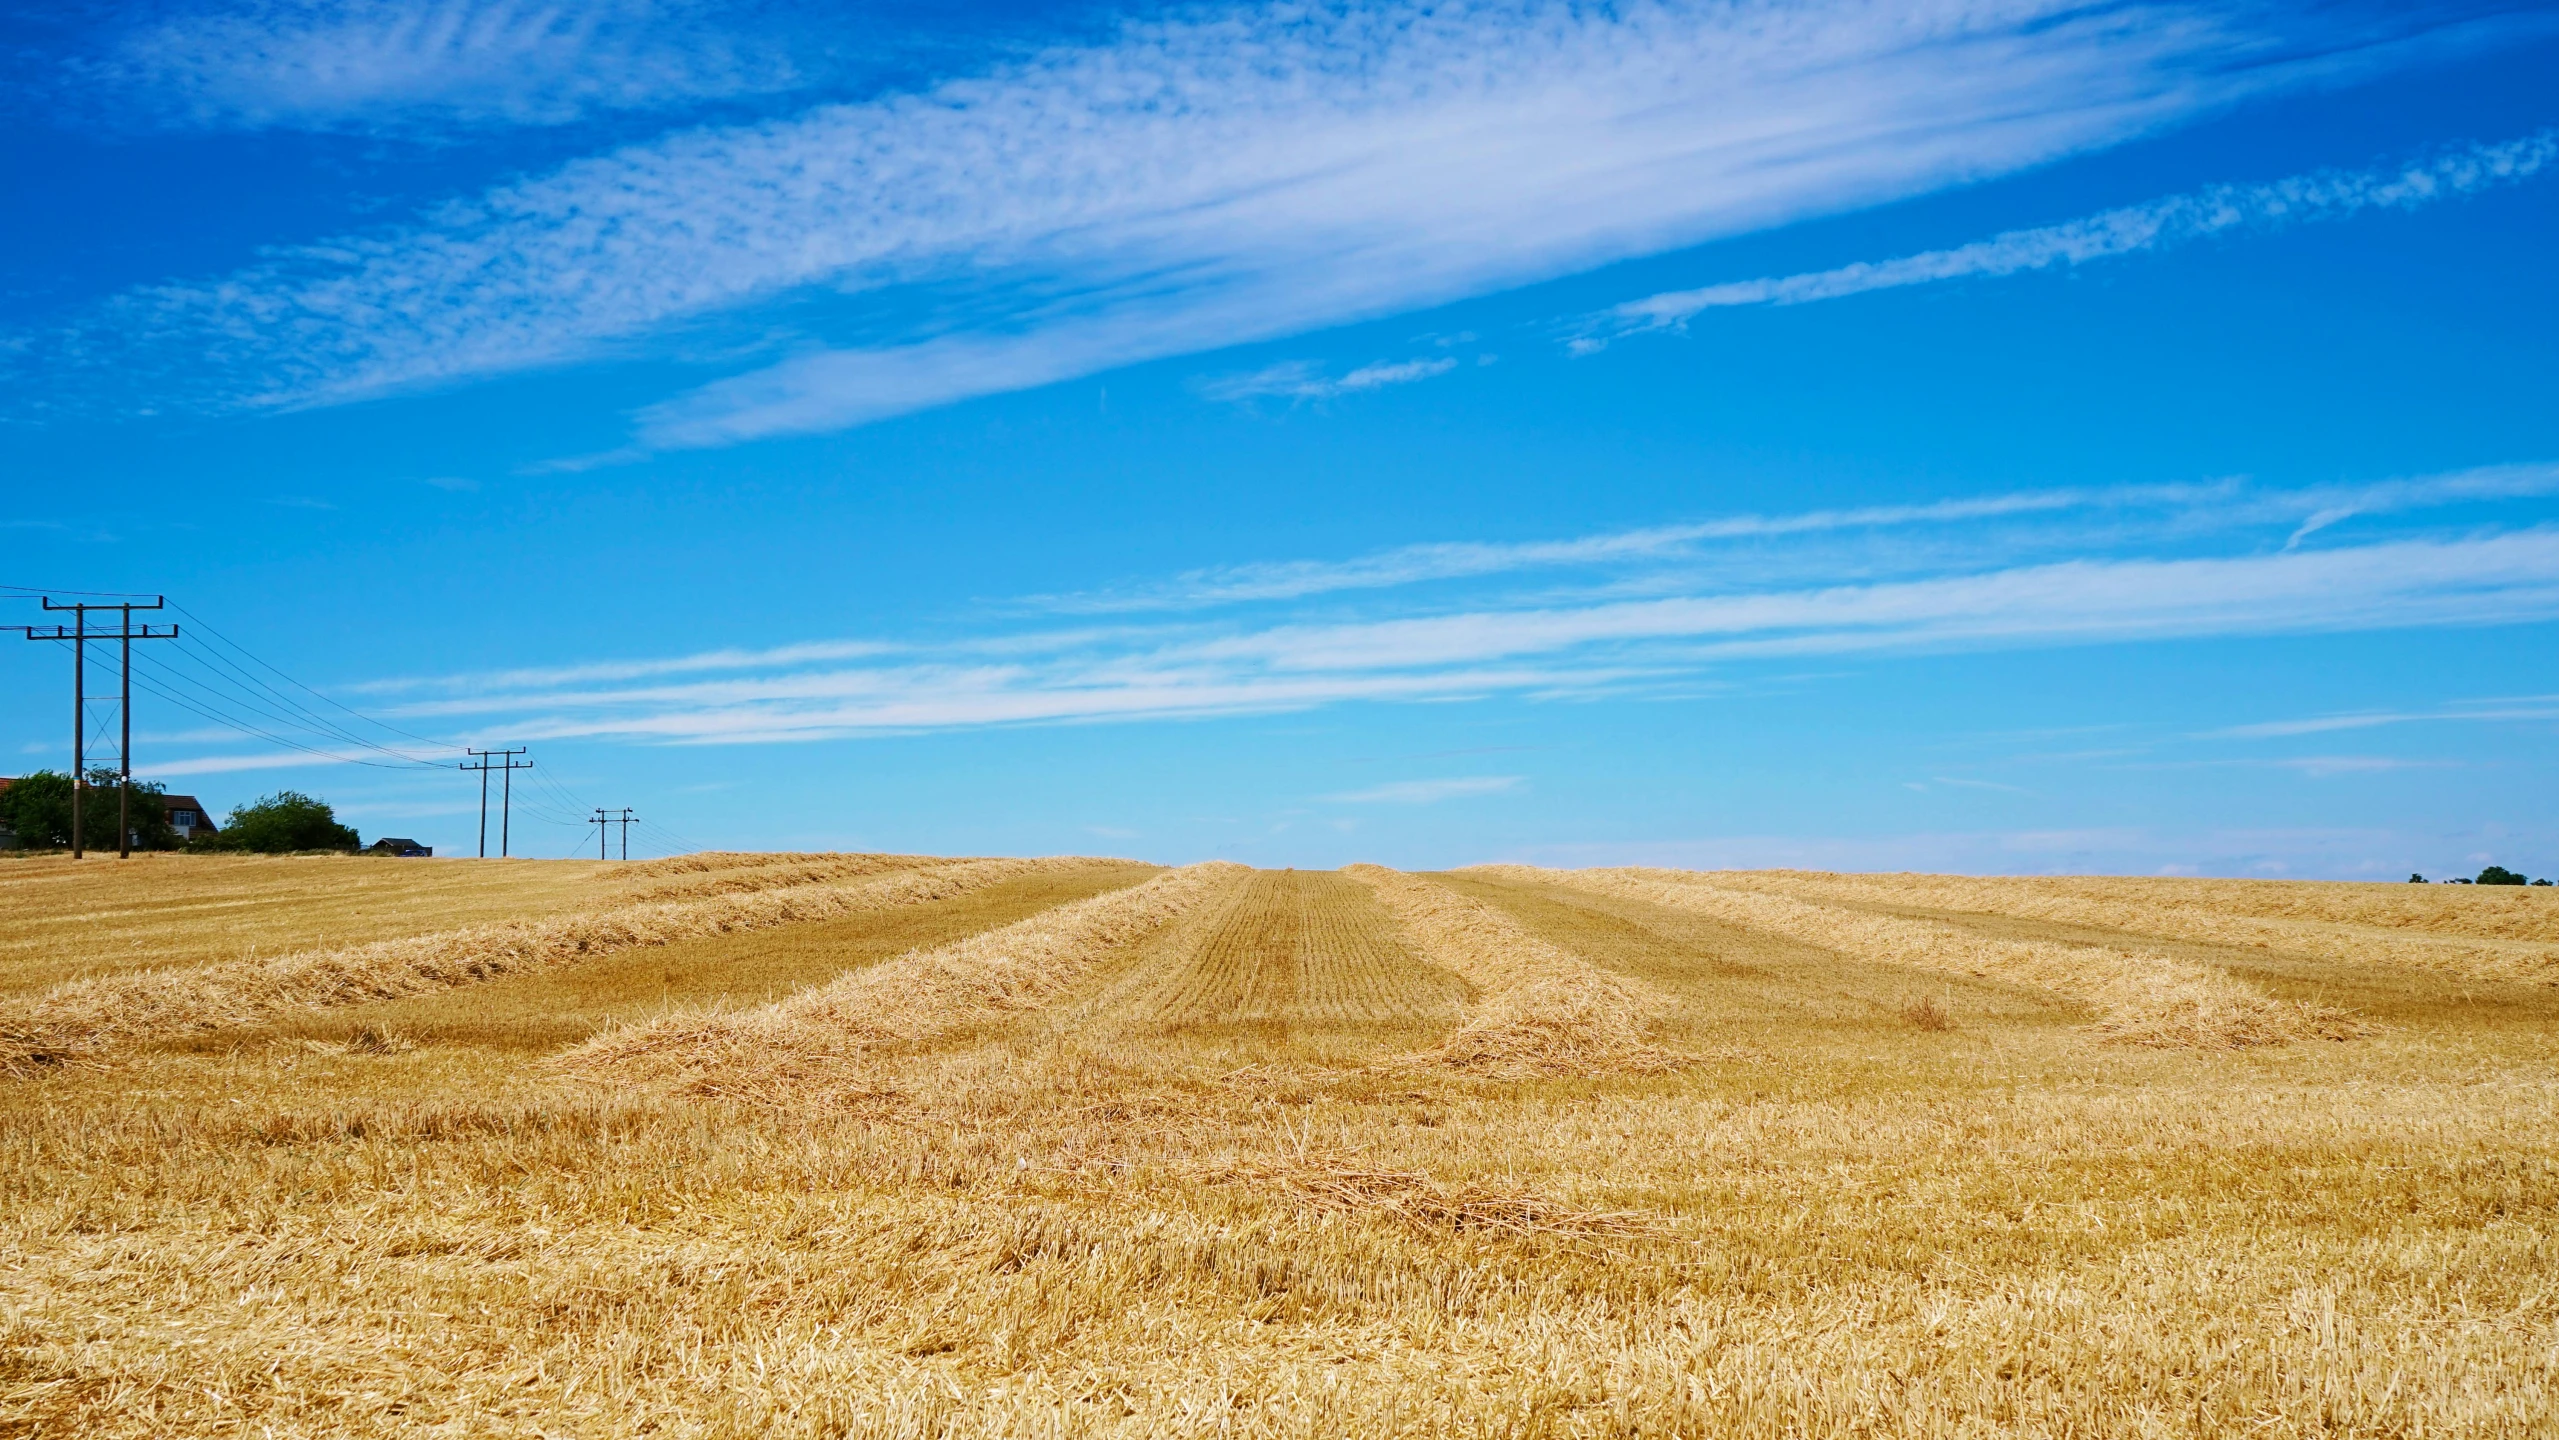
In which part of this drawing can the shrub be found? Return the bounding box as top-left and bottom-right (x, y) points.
(2476, 866), (2528, 887)
(0, 769), (178, 850)
(197, 791), (359, 854)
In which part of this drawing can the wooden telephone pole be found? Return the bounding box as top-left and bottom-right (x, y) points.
(16, 597), (178, 858)
(591, 807), (638, 860)
(459, 748), (533, 857)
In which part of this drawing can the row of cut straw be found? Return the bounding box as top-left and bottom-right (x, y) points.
(1477, 866), (2365, 1047)
(1693, 869), (2559, 986)
(0, 856), (1101, 1073)
(559, 862), (1251, 1099)
(1346, 865), (1672, 1075)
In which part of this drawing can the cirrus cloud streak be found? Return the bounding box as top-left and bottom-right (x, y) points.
(26, 0), (2499, 445)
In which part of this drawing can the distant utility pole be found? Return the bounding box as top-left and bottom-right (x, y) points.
(589, 807), (637, 860)
(16, 597), (177, 859)
(459, 748), (532, 858)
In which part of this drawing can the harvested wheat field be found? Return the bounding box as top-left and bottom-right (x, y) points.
(2, 856), (2555, 1437)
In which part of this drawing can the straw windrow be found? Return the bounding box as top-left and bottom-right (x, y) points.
(0, 857), (1099, 1074)
(1346, 865), (1672, 1076)
(613, 852), (960, 903)
(561, 861), (1250, 1099)
(1695, 869), (2559, 985)
(1480, 865), (2369, 1047)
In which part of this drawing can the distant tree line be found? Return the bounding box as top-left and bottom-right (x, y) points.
(2409, 866), (2551, 886)
(0, 771), (358, 853)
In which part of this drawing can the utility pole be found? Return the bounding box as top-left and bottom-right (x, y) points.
(16, 598), (177, 859)
(588, 808), (636, 860)
(459, 748), (532, 858)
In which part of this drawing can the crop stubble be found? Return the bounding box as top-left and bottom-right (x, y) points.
(2, 856), (2554, 1438)
(1076, 868), (1471, 1045)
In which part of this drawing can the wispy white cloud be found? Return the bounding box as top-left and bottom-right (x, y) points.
(104, 0), (795, 130)
(33, 0), (2488, 440)
(346, 525), (2559, 748)
(1325, 776), (1523, 804)
(1584, 129), (2558, 345)
(350, 637), (902, 693)
(136, 464), (2559, 771)
(2207, 697), (2559, 739)
(1198, 357), (1460, 404)
(1037, 462), (2559, 612)
(2264, 755), (2452, 777)
(137, 747), (399, 779)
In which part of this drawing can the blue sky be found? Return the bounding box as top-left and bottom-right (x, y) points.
(5, 0), (2558, 876)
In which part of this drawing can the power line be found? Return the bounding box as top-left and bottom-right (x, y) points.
(158, 633), (450, 766)
(640, 818), (712, 856)
(3, 583), (161, 598)
(129, 650), (446, 771)
(168, 604), (459, 756)
(126, 658), (445, 773)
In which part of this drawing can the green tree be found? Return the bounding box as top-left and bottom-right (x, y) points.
(0, 768), (178, 850)
(199, 791), (360, 854)
(2476, 865), (2528, 886)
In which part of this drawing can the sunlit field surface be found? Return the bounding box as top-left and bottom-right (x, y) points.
(3, 856), (2554, 1437)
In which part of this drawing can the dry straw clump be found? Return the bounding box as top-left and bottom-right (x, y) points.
(1711, 869), (2559, 985)
(1483, 866), (2369, 1048)
(563, 862), (1250, 1099)
(1194, 1149), (1664, 1238)
(0, 857), (1096, 1075)
(1346, 865), (1672, 1076)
